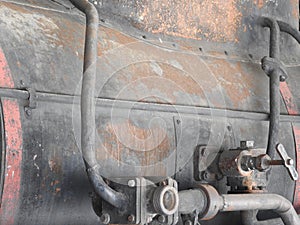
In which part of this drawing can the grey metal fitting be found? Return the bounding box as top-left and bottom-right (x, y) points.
(152, 185), (179, 216)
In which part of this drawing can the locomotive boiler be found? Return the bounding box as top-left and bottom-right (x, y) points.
(0, 0), (300, 225)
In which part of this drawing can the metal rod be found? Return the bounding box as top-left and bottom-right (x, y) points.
(69, 0), (128, 210)
(269, 160), (284, 166)
(0, 88), (29, 100)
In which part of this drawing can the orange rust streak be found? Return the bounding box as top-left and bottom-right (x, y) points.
(0, 99), (23, 225)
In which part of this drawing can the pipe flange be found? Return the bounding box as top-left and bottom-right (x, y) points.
(153, 185), (179, 216)
(199, 185), (222, 220)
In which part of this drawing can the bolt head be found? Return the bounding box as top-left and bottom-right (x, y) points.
(280, 75), (287, 82)
(201, 148), (208, 157)
(158, 215), (166, 223)
(100, 213), (110, 224)
(25, 108), (32, 116)
(128, 214), (135, 223)
(184, 220), (193, 225)
(203, 171), (209, 179)
(240, 141), (254, 149)
(287, 158), (294, 166)
(128, 179), (135, 187)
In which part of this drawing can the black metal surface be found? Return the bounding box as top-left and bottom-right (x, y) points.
(19, 101), (100, 225)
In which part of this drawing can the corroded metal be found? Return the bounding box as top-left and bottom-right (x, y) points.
(0, 0), (299, 224)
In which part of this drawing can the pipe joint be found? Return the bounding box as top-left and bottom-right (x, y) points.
(261, 56), (288, 82)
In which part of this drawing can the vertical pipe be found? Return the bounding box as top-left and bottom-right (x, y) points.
(69, 0), (128, 210)
(259, 17), (281, 159)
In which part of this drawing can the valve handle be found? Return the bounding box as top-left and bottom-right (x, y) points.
(276, 144), (298, 181)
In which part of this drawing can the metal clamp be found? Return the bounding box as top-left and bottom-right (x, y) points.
(24, 88), (37, 117)
(261, 56), (288, 82)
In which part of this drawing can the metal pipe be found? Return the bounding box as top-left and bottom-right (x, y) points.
(259, 17), (281, 159)
(241, 210), (300, 225)
(221, 194), (300, 225)
(259, 17), (280, 59)
(69, 0), (128, 209)
(277, 20), (300, 44)
(267, 68), (281, 159)
(70, 0), (98, 168)
(0, 88), (29, 100)
(178, 189), (206, 215)
(178, 186), (300, 225)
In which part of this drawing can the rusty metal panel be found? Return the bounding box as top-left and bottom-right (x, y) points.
(0, 0), (299, 224)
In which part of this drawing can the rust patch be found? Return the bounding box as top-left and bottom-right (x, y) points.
(48, 16), (85, 57)
(98, 120), (171, 167)
(98, 26), (137, 57)
(207, 59), (254, 108)
(134, 0), (242, 42)
(280, 82), (299, 115)
(109, 61), (206, 106)
(254, 0), (265, 9)
(1, 2), (85, 58)
(0, 1), (31, 14)
(290, 0), (299, 20)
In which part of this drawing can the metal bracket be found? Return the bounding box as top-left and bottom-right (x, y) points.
(24, 88), (37, 117)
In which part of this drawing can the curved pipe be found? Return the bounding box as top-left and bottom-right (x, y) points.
(277, 20), (300, 44)
(70, 0), (128, 209)
(221, 194), (300, 225)
(241, 210), (300, 225)
(259, 18), (300, 159)
(259, 17), (280, 59)
(259, 17), (281, 159)
(179, 186), (300, 225)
